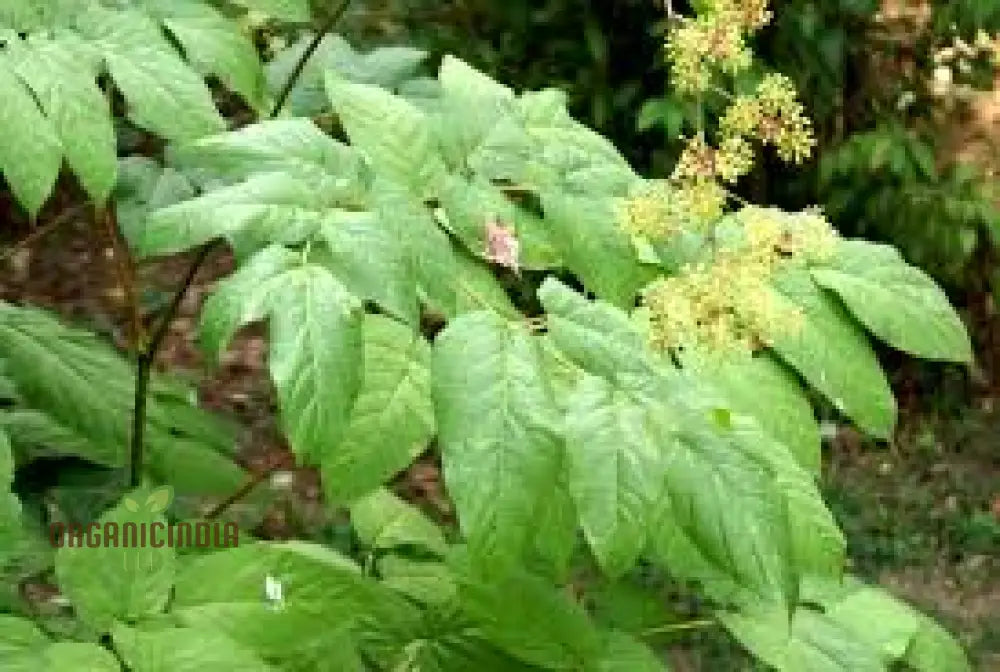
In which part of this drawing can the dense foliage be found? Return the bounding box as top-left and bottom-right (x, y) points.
(0, 0), (980, 670)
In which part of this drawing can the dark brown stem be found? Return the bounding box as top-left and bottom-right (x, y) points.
(269, 0), (354, 119)
(96, 205), (144, 349)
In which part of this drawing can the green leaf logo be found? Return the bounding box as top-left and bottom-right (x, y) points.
(122, 486), (173, 514)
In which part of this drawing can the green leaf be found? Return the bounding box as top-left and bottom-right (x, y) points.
(378, 556), (456, 606)
(764, 269), (896, 439)
(564, 374), (665, 576)
(0, 614), (47, 658)
(537, 278), (658, 389)
(648, 395), (797, 606)
(451, 246), (520, 320)
(0, 63), (62, 215)
(682, 352), (821, 475)
(55, 494), (176, 632)
(802, 576), (971, 671)
(316, 210), (418, 325)
(904, 616), (972, 672)
(111, 623), (273, 671)
(136, 172), (325, 258)
(325, 74), (447, 196)
(173, 602), (363, 670)
(350, 488), (447, 556)
(720, 605), (884, 672)
(267, 265), (364, 463)
(10, 34), (116, 202)
(374, 187), (458, 317)
(321, 315), (434, 503)
(198, 244), (299, 364)
(78, 6), (225, 142)
(0, 303), (238, 474)
(167, 118), (363, 188)
(450, 550), (603, 668)
(114, 157), (195, 244)
(163, 12), (266, 112)
(230, 0), (310, 22)
(38, 642), (121, 670)
(540, 193), (644, 308)
(433, 313), (565, 570)
(812, 240), (972, 364)
(436, 56), (515, 167)
(595, 630), (668, 671)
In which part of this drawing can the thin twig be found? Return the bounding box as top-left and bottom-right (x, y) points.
(269, 0), (354, 120)
(96, 205), (144, 349)
(641, 618), (716, 637)
(0, 204), (87, 263)
(202, 459), (281, 521)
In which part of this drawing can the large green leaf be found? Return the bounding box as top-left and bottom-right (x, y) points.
(55, 494), (176, 632)
(266, 34), (428, 116)
(811, 240), (972, 364)
(326, 74), (447, 196)
(595, 631), (668, 671)
(564, 374), (665, 576)
(350, 488), (447, 556)
(764, 269), (896, 439)
(135, 172), (325, 257)
(231, 0), (310, 22)
(321, 315), (434, 503)
(267, 265), (363, 463)
(167, 118), (364, 188)
(0, 615), (47, 658)
(433, 313), (565, 570)
(541, 193), (645, 309)
(316, 210), (418, 325)
(450, 550), (604, 669)
(6, 642), (122, 671)
(198, 244), (299, 364)
(436, 56), (515, 168)
(802, 576), (971, 672)
(163, 11), (265, 112)
(77, 6), (225, 142)
(0, 64), (62, 215)
(721, 605), (884, 672)
(10, 34), (116, 202)
(112, 623), (273, 671)
(537, 278), (659, 390)
(682, 352), (821, 475)
(0, 303), (238, 476)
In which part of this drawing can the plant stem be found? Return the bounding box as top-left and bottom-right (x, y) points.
(96, 204), (144, 350)
(641, 618), (717, 638)
(202, 457), (281, 520)
(130, 352), (151, 488)
(269, 0), (354, 120)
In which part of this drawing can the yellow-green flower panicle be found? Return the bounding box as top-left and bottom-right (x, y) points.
(721, 74), (816, 164)
(641, 206), (838, 357)
(666, 15), (752, 94)
(617, 179), (726, 242)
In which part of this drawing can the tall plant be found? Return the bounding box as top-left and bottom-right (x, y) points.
(0, 0), (976, 669)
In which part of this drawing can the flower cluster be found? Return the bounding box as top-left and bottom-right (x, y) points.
(617, 178), (726, 240)
(666, 15), (752, 94)
(665, 0), (772, 94)
(642, 207), (838, 356)
(720, 74), (816, 164)
(673, 134), (755, 184)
